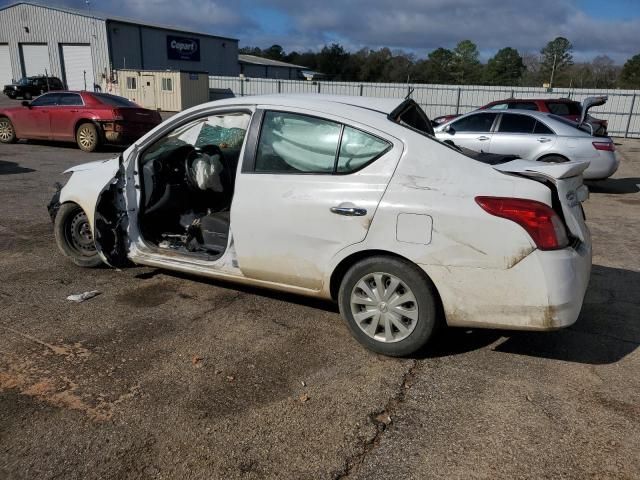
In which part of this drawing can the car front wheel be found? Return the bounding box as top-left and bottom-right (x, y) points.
(338, 256), (440, 357)
(54, 203), (103, 268)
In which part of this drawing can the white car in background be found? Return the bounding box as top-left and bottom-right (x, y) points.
(49, 95), (592, 356)
(434, 109), (619, 180)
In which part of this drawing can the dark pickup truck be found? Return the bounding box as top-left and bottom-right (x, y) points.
(3, 76), (65, 100)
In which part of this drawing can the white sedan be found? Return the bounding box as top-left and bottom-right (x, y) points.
(49, 95), (592, 356)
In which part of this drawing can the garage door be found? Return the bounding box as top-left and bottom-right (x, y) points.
(62, 45), (94, 91)
(0, 45), (12, 86)
(20, 44), (50, 77)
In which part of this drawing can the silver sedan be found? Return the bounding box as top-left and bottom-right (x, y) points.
(434, 109), (618, 180)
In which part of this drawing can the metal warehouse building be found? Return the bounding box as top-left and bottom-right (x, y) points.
(0, 2), (239, 90)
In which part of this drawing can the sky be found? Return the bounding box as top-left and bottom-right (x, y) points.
(2, 0), (640, 63)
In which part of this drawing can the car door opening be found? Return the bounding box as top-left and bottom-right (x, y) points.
(137, 111), (251, 259)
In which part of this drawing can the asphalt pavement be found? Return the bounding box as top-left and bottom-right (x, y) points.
(1, 95), (639, 479)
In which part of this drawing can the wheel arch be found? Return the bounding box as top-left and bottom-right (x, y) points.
(536, 152), (570, 163)
(329, 249), (444, 310)
(74, 117), (101, 135)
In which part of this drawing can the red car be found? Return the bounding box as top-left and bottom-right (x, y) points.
(434, 96), (608, 135)
(0, 91), (162, 152)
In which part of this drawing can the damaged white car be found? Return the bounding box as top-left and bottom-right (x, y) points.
(49, 95), (592, 356)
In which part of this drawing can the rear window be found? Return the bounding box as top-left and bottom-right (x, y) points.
(92, 93), (138, 107)
(507, 102), (538, 111)
(546, 101), (581, 116)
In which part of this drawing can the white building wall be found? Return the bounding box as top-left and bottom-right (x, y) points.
(0, 3), (110, 85)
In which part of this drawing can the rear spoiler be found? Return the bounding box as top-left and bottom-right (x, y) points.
(493, 159), (590, 179)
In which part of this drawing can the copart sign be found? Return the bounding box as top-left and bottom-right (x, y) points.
(167, 35), (201, 61)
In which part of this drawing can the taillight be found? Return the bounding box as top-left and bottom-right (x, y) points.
(592, 141), (615, 152)
(111, 109), (124, 121)
(475, 196), (569, 250)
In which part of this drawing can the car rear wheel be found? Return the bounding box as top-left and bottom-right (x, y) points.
(0, 117), (17, 143)
(338, 256), (440, 357)
(76, 123), (100, 152)
(54, 203), (103, 268)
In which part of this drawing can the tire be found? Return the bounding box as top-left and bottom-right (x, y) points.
(338, 256), (440, 357)
(76, 122), (100, 152)
(540, 155), (568, 163)
(23, 92), (32, 100)
(0, 117), (17, 143)
(54, 203), (103, 268)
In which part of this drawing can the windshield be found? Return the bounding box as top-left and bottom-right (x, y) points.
(93, 93), (139, 107)
(17, 78), (31, 86)
(546, 101), (581, 116)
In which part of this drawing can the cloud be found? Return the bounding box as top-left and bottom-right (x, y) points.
(19, 0), (640, 61)
(252, 0), (640, 61)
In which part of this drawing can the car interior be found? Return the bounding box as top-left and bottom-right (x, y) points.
(137, 112), (250, 259)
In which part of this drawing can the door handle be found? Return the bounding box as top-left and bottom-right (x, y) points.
(537, 137), (552, 143)
(330, 206), (367, 216)
(69, 109), (78, 113)
(477, 136), (490, 141)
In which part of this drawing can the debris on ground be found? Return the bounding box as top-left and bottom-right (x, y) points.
(192, 356), (204, 367)
(226, 375), (235, 382)
(375, 412), (392, 425)
(66, 290), (101, 303)
(299, 393), (309, 404)
(301, 381), (306, 387)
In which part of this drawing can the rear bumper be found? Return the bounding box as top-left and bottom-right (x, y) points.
(583, 152), (619, 180)
(101, 124), (157, 145)
(424, 239), (592, 331)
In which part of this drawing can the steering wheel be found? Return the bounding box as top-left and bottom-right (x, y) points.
(184, 145), (225, 191)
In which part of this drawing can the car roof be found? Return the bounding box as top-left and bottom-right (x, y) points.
(200, 94), (406, 116)
(489, 98), (576, 103)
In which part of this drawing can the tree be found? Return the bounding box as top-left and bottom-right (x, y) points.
(239, 46), (263, 56)
(540, 37), (573, 87)
(418, 47), (455, 84)
(263, 45), (286, 61)
(484, 47), (525, 85)
(451, 40), (482, 84)
(315, 43), (349, 79)
(590, 55), (618, 88)
(619, 54), (640, 89)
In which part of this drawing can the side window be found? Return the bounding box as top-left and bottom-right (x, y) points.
(337, 126), (390, 173)
(497, 113), (537, 133)
(126, 77), (137, 90)
(31, 94), (59, 106)
(508, 102), (538, 111)
(255, 111), (341, 173)
(534, 121), (554, 134)
(488, 103), (508, 110)
(546, 102), (580, 116)
(57, 93), (83, 106)
(451, 113), (497, 133)
(161, 78), (173, 91)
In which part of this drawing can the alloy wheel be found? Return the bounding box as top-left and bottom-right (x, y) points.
(77, 125), (96, 150)
(350, 272), (419, 343)
(0, 119), (14, 142)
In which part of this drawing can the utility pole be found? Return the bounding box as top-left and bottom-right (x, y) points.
(549, 53), (557, 89)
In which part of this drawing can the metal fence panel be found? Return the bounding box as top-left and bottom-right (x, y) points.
(208, 76), (640, 138)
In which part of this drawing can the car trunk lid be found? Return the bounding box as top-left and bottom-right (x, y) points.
(580, 96), (607, 127)
(115, 107), (162, 125)
(493, 159), (590, 242)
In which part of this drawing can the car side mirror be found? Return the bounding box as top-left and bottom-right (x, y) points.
(21, 100), (31, 108)
(444, 124), (455, 135)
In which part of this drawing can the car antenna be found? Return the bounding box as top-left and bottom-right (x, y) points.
(405, 87), (414, 99)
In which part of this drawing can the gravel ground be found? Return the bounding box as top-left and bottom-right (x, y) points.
(1, 95), (639, 479)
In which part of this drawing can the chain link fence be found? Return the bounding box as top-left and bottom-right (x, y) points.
(209, 76), (640, 138)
